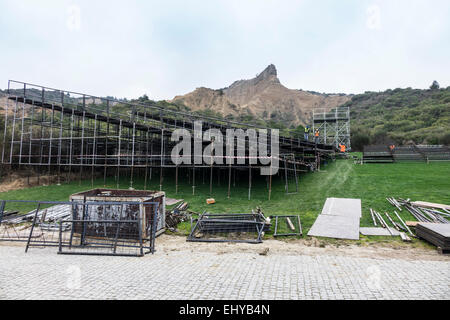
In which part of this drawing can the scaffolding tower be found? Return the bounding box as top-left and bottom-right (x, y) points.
(313, 107), (351, 150)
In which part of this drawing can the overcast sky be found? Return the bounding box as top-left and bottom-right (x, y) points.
(1, 0), (449, 100)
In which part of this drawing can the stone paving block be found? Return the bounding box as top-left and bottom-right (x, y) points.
(0, 245), (448, 300)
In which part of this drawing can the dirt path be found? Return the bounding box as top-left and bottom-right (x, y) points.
(1, 233), (448, 261)
(316, 160), (354, 196)
(155, 234), (450, 262)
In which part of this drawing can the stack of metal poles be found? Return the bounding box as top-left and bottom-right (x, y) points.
(387, 197), (449, 224)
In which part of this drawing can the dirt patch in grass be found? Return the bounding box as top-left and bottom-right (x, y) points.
(155, 234), (450, 262)
(0, 174), (56, 192)
(0, 173), (80, 192)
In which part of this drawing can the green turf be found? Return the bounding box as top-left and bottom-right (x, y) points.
(1, 160), (449, 242)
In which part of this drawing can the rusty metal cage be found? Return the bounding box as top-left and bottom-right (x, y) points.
(0, 199), (160, 257)
(69, 188), (166, 234)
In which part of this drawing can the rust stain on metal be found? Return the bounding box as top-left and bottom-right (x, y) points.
(70, 189), (166, 239)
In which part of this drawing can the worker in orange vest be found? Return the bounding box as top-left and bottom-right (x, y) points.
(314, 129), (320, 144)
(339, 144), (346, 153)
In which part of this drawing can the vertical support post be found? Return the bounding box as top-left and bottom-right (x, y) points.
(159, 110), (164, 191)
(233, 167), (236, 187)
(25, 202), (41, 253)
(47, 103), (55, 176)
(57, 106), (64, 185)
(150, 203), (159, 254)
(68, 109), (74, 183)
(209, 165), (213, 195)
(113, 204), (123, 254)
(175, 165), (179, 194)
(69, 202), (76, 248)
(104, 100), (110, 186)
(209, 139), (213, 195)
(0, 200), (6, 225)
(19, 97), (26, 167)
(227, 163), (231, 199)
(79, 111), (86, 185)
(159, 128), (164, 191)
(116, 119), (122, 189)
(293, 156), (299, 193)
(284, 156), (289, 194)
(91, 114), (97, 188)
(1, 94), (9, 164)
(248, 164), (252, 200)
(80, 197), (87, 246)
(37, 93), (45, 185)
(144, 129), (149, 190)
(130, 122), (135, 189)
(268, 160), (273, 201)
(9, 98), (18, 164)
(138, 205), (144, 257)
(192, 166), (196, 195)
(149, 135), (153, 182)
(58, 221), (63, 254)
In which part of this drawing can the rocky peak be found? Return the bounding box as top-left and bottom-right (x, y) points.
(171, 63), (351, 126)
(256, 64), (277, 81)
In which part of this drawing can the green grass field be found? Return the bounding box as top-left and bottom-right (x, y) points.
(1, 160), (449, 242)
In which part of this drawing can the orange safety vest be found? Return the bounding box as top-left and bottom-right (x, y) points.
(315, 131), (319, 137)
(340, 145), (346, 152)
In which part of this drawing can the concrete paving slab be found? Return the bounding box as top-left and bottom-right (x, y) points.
(307, 214), (360, 240)
(321, 198), (362, 219)
(360, 227), (400, 236)
(307, 198), (361, 240)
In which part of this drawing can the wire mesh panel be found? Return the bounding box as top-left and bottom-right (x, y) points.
(58, 219), (148, 257)
(273, 215), (302, 237)
(0, 200), (72, 243)
(187, 212), (270, 244)
(24, 204), (73, 248)
(0, 219), (34, 242)
(282, 154), (298, 194)
(0, 200), (30, 242)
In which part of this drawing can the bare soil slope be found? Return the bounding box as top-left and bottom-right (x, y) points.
(172, 64), (350, 126)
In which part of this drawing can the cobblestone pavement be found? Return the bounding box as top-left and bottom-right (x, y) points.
(0, 245), (448, 300)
